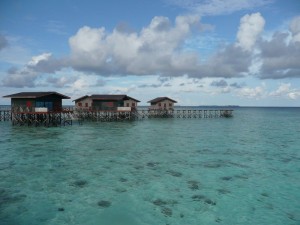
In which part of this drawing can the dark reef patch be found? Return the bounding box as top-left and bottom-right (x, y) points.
(261, 192), (269, 197)
(119, 178), (128, 182)
(220, 176), (232, 181)
(217, 188), (231, 194)
(134, 165), (144, 170)
(203, 162), (222, 168)
(192, 194), (216, 206)
(152, 199), (178, 207)
(216, 218), (222, 223)
(114, 187), (127, 193)
(204, 199), (216, 205)
(147, 162), (159, 168)
(58, 207), (65, 211)
(97, 200), (111, 208)
(72, 180), (88, 188)
(161, 207), (173, 217)
(0, 189), (27, 206)
(166, 170), (183, 177)
(153, 199), (167, 206)
(192, 194), (206, 201)
(234, 174), (249, 180)
(187, 180), (200, 190)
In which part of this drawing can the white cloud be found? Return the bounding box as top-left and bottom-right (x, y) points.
(237, 85), (266, 99)
(166, 0), (273, 16)
(67, 14), (256, 78)
(258, 18), (300, 79)
(2, 53), (68, 88)
(68, 15), (202, 76)
(27, 53), (52, 66)
(270, 83), (300, 100)
(236, 12), (265, 51)
(289, 16), (300, 43)
(0, 34), (8, 51)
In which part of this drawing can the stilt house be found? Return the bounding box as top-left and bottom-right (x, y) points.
(3, 92), (70, 112)
(73, 95), (140, 111)
(148, 97), (177, 110)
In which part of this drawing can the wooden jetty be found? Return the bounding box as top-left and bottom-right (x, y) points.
(137, 109), (233, 119)
(0, 110), (11, 121)
(0, 108), (233, 126)
(10, 111), (75, 126)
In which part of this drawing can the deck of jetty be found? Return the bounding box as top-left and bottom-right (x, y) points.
(0, 108), (233, 126)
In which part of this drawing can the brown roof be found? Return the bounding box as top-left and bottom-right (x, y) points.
(73, 95), (89, 102)
(3, 92), (70, 99)
(147, 97), (177, 104)
(73, 95), (140, 102)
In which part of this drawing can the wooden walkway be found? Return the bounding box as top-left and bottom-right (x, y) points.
(0, 109), (233, 126)
(137, 109), (233, 119)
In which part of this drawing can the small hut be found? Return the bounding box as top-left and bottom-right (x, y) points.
(3, 92), (70, 112)
(73, 95), (140, 111)
(148, 97), (177, 110)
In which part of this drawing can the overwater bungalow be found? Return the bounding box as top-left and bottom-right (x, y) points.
(148, 97), (177, 111)
(3, 92), (70, 112)
(73, 95), (140, 111)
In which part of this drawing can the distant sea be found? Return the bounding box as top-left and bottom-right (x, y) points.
(0, 107), (299, 225)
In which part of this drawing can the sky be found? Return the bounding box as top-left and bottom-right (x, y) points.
(0, 0), (300, 106)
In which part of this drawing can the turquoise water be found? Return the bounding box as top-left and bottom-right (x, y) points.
(0, 107), (300, 225)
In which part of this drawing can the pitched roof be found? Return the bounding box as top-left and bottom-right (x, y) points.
(73, 95), (89, 102)
(73, 95), (140, 102)
(3, 92), (70, 99)
(147, 97), (177, 104)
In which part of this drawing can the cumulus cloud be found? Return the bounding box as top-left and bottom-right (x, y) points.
(2, 66), (37, 88)
(270, 83), (300, 100)
(67, 14), (256, 79)
(210, 79), (228, 87)
(2, 53), (67, 88)
(236, 12), (265, 51)
(230, 82), (244, 88)
(258, 17), (300, 79)
(47, 75), (79, 88)
(289, 16), (300, 43)
(27, 52), (66, 73)
(237, 85), (266, 99)
(0, 34), (8, 51)
(3, 12), (299, 85)
(201, 45), (252, 77)
(166, 0), (273, 16)
(69, 15), (202, 76)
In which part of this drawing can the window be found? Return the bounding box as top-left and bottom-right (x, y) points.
(85, 103), (88, 107)
(164, 103), (166, 108)
(78, 103), (82, 107)
(169, 103), (172, 107)
(126, 103), (130, 107)
(36, 101), (53, 111)
(132, 102), (135, 107)
(158, 103), (161, 107)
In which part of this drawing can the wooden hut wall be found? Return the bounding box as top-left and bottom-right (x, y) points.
(124, 99), (138, 108)
(11, 98), (35, 112)
(35, 95), (62, 111)
(92, 100), (124, 111)
(76, 98), (92, 109)
(151, 100), (174, 110)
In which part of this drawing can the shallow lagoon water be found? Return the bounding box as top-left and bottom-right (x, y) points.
(0, 107), (300, 225)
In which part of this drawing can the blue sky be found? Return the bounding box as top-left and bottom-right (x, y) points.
(0, 0), (300, 106)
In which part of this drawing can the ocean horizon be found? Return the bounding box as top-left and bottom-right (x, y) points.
(0, 107), (300, 225)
